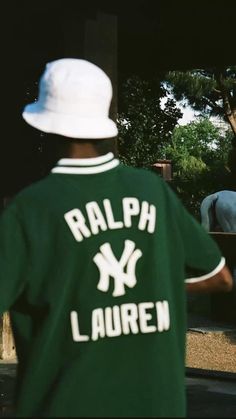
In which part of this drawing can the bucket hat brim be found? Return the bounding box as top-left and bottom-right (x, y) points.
(22, 102), (118, 139)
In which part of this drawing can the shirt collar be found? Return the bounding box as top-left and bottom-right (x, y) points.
(51, 152), (119, 175)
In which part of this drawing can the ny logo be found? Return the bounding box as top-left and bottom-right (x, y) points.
(93, 240), (142, 297)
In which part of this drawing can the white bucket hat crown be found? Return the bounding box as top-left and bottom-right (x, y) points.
(22, 58), (118, 139)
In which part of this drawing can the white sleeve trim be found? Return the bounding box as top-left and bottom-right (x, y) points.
(185, 257), (226, 284)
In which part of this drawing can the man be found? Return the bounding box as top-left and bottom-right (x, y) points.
(200, 190), (236, 232)
(0, 58), (232, 417)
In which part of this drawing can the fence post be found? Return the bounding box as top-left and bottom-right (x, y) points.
(1, 313), (16, 360)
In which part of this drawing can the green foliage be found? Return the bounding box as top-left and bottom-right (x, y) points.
(165, 118), (228, 175)
(165, 119), (234, 218)
(117, 74), (235, 220)
(166, 67), (236, 123)
(117, 76), (182, 167)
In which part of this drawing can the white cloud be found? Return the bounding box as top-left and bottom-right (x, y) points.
(177, 106), (197, 125)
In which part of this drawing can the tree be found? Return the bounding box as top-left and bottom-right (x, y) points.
(164, 118), (234, 217)
(117, 76), (182, 167)
(116, 75), (235, 219)
(166, 67), (236, 136)
(165, 118), (232, 178)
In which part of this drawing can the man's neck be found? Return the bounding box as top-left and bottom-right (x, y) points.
(66, 142), (101, 159)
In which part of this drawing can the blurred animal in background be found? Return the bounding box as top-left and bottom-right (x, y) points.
(200, 190), (236, 232)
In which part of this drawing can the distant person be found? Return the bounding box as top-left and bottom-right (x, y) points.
(200, 190), (236, 232)
(0, 58), (233, 417)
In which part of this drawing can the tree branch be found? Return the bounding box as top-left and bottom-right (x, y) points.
(201, 96), (223, 113)
(215, 70), (236, 134)
(213, 87), (221, 94)
(215, 71), (233, 116)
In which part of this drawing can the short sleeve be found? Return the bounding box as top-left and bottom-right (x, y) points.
(165, 184), (224, 283)
(0, 205), (28, 313)
(179, 206), (224, 283)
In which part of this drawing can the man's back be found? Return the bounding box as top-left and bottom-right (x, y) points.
(1, 58), (231, 417)
(1, 153), (223, 417)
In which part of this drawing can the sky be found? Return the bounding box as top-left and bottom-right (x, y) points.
(160, 95), (198, 126)
(160, 96), (228, 131)
(175, 102), (228, 134)
(177, 105), (197, 126)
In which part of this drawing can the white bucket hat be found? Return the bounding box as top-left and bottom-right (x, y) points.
(22, 58), (118, 139)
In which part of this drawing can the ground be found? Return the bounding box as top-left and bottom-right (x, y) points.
(1, 311), (236, 417)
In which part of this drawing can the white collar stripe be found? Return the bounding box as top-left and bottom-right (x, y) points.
(57, 152), (114, 167)
(51, 159), (119, 174)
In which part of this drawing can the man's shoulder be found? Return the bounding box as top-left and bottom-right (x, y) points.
(118, 164), (165, 185)
(8, 175), (54, 206)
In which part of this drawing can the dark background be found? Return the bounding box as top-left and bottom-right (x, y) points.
(2, 0), (236, 196)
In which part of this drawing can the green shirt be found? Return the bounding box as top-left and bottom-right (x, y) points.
(0, 153), (223, 417)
